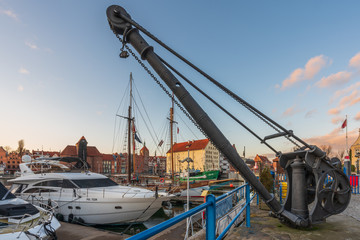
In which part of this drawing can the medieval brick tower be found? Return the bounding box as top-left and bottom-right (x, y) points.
(76, 136), (88, 162)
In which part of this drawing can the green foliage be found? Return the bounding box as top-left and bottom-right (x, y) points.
(351, 165), (356, 172)
(260, 167), (273, 193)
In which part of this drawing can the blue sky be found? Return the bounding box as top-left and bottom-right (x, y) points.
(1, 0), (360, 158)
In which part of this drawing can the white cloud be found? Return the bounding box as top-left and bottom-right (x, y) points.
(25, 42), (38, 50)
(19, 67), (30, 75)
(0, 9), (18, 21)
(280, 55), (330, 90)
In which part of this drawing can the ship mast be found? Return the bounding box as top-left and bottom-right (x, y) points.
(127, 73), (133, 183)
(170, 93), (174, 182)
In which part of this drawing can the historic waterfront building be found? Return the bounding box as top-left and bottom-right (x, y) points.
(166, 139), (220, 174)
(60, 136), (103, 173)
(0, 147), (22, 174)
(350, 129), (360, 168)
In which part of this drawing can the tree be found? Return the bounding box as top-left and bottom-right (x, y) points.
(337, 150), (345, 162)
(17, 139), (25, 156)
(4, 146), (11, 153)
(320, 145), (332, 156)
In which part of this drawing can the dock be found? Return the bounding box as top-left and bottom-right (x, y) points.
(56, 222), (130, 240)
(225, 205), (360, 240)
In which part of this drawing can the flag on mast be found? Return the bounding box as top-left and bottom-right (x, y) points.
(341, 119), (347, 129)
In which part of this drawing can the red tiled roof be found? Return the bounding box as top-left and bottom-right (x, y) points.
(167, 139), (209, 153)
(60, 145), (101, 157)
(102, 154), (114, 161)
(61, 146), (76, 156)
(254, 155), (271, 164)
(87, 146), (102, 157)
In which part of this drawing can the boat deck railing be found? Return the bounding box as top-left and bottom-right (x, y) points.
(128, 182), (257, 240)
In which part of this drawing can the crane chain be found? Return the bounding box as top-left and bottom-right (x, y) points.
(221, 89), (301, 148)
(115, 35), (210, 141)
(116, 16), (302, 148)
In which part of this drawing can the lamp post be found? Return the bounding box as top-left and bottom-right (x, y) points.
(180, 142), (193, 239)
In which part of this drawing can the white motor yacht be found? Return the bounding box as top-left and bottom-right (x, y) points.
(10, 157), (169, 225)
(0, 182), (60, 240)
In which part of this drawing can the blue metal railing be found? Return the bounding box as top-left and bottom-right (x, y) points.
(127, 183), (256, 240)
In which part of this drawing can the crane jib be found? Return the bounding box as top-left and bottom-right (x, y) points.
(106, 5), (351, 227)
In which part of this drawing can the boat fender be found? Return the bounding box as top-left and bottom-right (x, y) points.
(160, 178), (165, 183)
(68, 213), (74, 223)
(47, 198), (52, 210)
(55, 213), (64, 221)
(77, 217), (85, 224)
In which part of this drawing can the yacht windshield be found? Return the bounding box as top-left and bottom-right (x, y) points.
(72, 178), (118, 188)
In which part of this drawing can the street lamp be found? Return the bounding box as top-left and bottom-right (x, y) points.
(180, 141), (193, 240)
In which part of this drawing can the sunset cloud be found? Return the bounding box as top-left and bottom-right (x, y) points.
(19, 67), (30, 75)
(328, 90), (360, 115)
(328, 108), (341, 115)
(25, 41), (38, 50)
(331, 116), (344, 124)
(355, 112), (360, 121)
(339, 90), (360, 107)
(280, 55), (329, 90)
(282, 106), (299, 117)
(349, 52), (360, 69)
(316, 71), (353, 88)
(304, 128), (358, 154)
(330, 82), (360, 103)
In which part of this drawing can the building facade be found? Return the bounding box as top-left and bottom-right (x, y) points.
(350, 129), (360, 168)
(166, 139), (219, 174)
(60, 136), (103, 173)
(0, 147), (22, 174)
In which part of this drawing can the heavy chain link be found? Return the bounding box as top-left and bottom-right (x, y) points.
(115, 34), (210, 140)
(115, 16), (301, 148)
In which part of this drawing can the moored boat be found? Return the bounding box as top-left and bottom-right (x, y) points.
(0, 182), (60, 239)
(9, 157), (170, 225)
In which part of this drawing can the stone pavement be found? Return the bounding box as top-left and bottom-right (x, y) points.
(226, 196), (360, 240)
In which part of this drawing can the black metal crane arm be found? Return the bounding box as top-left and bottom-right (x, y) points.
(106, 5), (307, 227)
(106, 5), (351, 228)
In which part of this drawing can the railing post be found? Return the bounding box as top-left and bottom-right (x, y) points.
(206, 194), (216, 240)
(246, 183), (250, 228)
(256, 193), (259, 205)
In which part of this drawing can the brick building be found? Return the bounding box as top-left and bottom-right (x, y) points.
(0, 147), (22, 174)
(60, 136), (103, 172)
